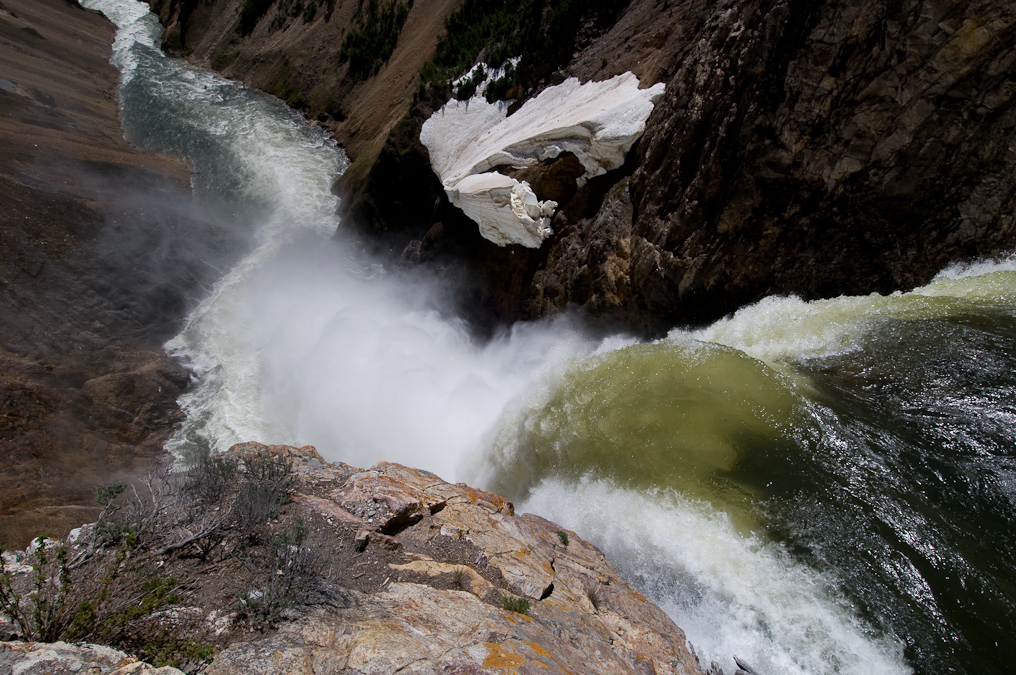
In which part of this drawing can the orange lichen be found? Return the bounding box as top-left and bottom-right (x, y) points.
(529, 641), (552, 658)
(633, 591), (647, 602)
(482, 642), (527, 669)
(506, 611), (535, 623)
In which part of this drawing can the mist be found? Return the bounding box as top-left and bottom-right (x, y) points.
(166, 224), (607, 481)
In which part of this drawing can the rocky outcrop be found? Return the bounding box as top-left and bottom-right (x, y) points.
(212, 444), (699, 674)
(1, 443), (701, 674)
(0, 642), (184, 675)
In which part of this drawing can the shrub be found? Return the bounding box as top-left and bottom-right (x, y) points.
(95, 483), (125, 507)
(0, 540), (73, 642)
(501, 595), (531, 615)
(232, 451), (296, 536)
(184, 452), (239, 505)
(233, 518), (314, 630)
(556, 530), (569, 546)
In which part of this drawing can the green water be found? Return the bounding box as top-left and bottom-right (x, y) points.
(487, 339), (802, 533)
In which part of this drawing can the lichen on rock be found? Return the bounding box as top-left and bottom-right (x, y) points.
(1, 443), (701, 674)
(420, 72), (665, 248)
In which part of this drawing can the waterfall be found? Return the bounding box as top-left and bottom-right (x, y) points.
(81, 2), (1016, 672)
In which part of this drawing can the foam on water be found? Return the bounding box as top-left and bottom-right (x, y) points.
(687, 257), (1016, 367)
(522, 478), (911, 675)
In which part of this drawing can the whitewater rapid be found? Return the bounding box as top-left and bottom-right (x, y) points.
(83, 2), (1016, 673)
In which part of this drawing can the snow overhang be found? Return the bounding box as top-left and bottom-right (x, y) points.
(420, 72), (666, 248)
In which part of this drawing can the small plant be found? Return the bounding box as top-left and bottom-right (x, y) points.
(0, 540), (75, 642)
(501, 595), (531, 615)
(136, 635), (215, 669)
(93, 574), (181, 638)
(232, 452), (296, 537)
(556, 530), (569, 546)
(233, 585), (293, 631)
(185, 452), (239, 505)
(452, 569), (467, 590)
(95, 483), (126, 507)
(233, 518), (314, 630)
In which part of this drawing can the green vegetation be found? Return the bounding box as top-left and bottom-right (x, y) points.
(0, 448), (302, 663)
(556, 530), (569, 546)
(339, 0), (413, 79)
(419, 0), (626, 101)
(270, 0), (328, 31)
(234, 518), (313, 630)
(137, 636), (216, 670)
(501, 595), (531, 615)
(0, 541), (72, 642)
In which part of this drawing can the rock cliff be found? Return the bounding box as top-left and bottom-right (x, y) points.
(1, 443), (704, 675)
(154, 0), (1016, 333)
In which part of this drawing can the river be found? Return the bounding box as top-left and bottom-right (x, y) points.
(81, 1), (1016, 673)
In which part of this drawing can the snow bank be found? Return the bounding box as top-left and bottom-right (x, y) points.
(420, 73), (665, 248)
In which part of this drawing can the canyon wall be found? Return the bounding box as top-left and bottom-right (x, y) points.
(0, 0), (229, 547)
(159, 0), (1016, 333)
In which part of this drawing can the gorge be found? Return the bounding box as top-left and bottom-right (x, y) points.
(2, 0), (1015, 673)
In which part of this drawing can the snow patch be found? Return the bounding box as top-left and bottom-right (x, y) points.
(420, 72), (665, 247)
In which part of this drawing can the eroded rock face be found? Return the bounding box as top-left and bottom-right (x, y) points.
(354, 0), (1016, 332)
(0, 0), (231, 549)
(154, 0), (1016, 332)
(420, 74), (665, 248)
(532, 0), (1016, 328)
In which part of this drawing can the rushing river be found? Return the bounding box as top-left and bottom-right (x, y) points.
(83, 1), (1015, 673)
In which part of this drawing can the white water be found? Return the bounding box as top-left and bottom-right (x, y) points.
(80, 1), (1016, 672)
(523, 479), (910, 675)
(688, 256), (1016, 366)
